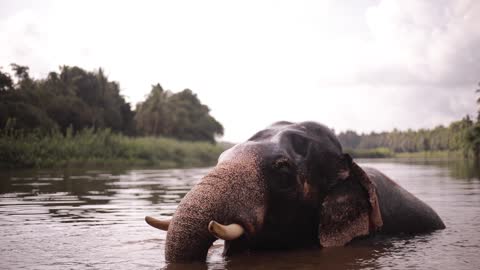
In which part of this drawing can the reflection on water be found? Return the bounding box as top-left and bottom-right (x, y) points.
(1, 159), (479, 269)
(395, 158), (480, 180)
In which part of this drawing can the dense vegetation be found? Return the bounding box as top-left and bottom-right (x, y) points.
(0, 64), (135, 135)
(2, 63), (479, 166)
(0, 64), (224, 168)
(338, 87), (480, 159)
(0, 64), (223, 141)
(0, 127), (224, 168)
(338, 116), (473, 157)
(135, 84), (223, 142)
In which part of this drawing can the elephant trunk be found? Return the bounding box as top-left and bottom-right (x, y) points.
(165, 161), (266, 262)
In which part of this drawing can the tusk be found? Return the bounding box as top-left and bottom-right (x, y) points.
(145, 216), (170, 231)
(208, 220), (245, 240)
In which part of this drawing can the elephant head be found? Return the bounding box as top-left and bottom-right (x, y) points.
(146, 121), (383, 262)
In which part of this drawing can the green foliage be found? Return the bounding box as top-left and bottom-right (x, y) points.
(394, 150), (462, 159)
(0, 67), (14, 92)
(1, 64), (223, 142)
(0, 64), (135, 135)
(0, 128), (224, 168)
(0, 63), (225, 168)
(344, 147), (394, 158)
(135, 85), (223, 142)
(467, 83), (480, 159)
(338, 116), (474, 156)
(466, 123), (480, 158)
(341, 82), (480, 160)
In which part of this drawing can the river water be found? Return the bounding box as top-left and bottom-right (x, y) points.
(0, 159), (479, 269)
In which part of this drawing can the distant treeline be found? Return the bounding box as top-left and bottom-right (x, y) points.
(0, 64), (223, 142)
(337, 82), (480, 159)
(338, 113), (480, 159)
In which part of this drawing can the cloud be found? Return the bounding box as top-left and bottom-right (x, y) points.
(358, 0), (480, 87)
(315, 0), (479, 136)
(0, 0), (478, 142)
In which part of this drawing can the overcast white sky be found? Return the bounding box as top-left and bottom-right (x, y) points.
(1, 0), (479, 142)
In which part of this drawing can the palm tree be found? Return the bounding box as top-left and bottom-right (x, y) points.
(135, 84), (170, 136)
(476, 82), (480, 122)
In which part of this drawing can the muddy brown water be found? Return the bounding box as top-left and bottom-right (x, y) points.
(1, 159), (479, 269)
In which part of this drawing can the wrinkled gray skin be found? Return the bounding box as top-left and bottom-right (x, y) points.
(162, 121), (445, 262)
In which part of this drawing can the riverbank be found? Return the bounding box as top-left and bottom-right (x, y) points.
(345, 147), (395, 158)
(0, 129), (226, 169)
(346, 147), (464, 159)
(394, 150), (464, 159)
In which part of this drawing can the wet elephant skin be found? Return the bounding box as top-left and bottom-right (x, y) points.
(148, 121), (445, 262)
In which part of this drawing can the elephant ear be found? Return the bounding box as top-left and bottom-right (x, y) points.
(318, 159), (383, 247)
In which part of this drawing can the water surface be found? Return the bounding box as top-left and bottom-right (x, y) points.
(1, 159), (479, 269)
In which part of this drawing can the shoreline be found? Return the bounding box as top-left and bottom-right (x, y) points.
(346, 148), (466, 159)
(0, 129), (225, 169)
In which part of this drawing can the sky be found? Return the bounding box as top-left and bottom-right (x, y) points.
(1, 0), (479, 142)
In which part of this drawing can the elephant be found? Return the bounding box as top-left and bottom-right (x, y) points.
(145, 121), (445, 262)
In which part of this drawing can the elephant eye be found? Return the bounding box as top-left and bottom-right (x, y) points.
(290, 133), (310, 157)
(272, 159), (296, 190)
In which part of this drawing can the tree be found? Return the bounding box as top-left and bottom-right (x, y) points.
(0, 65), (134, 134)
(337, 130), (361, 149)
(10, 63), (30, 81)
(477, 82), (480, 122)
(0, 68), (14, 92)
(466, 83), (480, 159)
(168, 89), (223, 142)
(134, 85), (223, 142)
(135, 84), (171, 136)
(1, 64), (220, 141)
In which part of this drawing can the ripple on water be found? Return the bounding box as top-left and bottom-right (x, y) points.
(0, 163), (480, 269)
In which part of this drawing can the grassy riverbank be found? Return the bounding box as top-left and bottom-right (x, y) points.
(0, 129), (225, 169)
(345, 147), (464, 159)
(394, 150), (464, 159)
(345, 147), (395, 158)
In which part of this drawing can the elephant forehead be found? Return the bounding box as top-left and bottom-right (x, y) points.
(218, 142), (265, 164)
(218, 121), (343, 168)
(246, 122), (342, 154)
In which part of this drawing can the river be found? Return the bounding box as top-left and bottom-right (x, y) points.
(1, 159), (479, 269)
